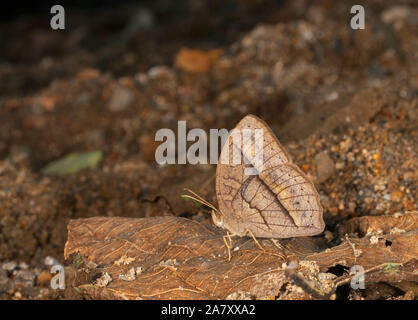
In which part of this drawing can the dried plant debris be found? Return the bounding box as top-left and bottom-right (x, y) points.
(338, 211), (418, 237)
(64, 215), (417, 300)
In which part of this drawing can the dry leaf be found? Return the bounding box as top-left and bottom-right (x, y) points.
(64, 214), (417, 300)
(338, 211), (418, 236)
(64, 216), (323, 299)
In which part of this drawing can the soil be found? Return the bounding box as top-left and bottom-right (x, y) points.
(0, 0), (416, 300)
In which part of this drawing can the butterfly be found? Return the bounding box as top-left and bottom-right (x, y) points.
(185, 114), (325, 239)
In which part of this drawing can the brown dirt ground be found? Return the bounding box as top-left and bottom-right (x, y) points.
(0, 0), (416, 299)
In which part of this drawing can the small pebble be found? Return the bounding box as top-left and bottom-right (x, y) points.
(2, 262), (17, 271)
(108, 86), (134, 112)
(390, 190), (403, 202)
(315, 151), (335, 183)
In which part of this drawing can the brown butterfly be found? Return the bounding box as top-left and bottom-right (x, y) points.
(184, 114), (325, 239)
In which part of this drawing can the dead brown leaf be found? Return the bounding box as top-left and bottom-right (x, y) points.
(64, 214), (417, 300)
(338, 211), (418, 237)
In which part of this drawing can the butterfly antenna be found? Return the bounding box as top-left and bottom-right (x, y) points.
(183, 188), (212, 207)
(181, 188), (218, 212)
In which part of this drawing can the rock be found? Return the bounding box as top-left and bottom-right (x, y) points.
(44, 256), (60, 266)
(175, 48), (213, 73)
(14, 270), (36, 288)
(147, 65), (173, 79)
(76, 68), (101, 80)
(108, 86), (134, 112)
(324, 91), (339, 102)
(315, 151), (335, 183)
(339, 138), (352, 153)
(33, 95), (56, 111)
(36, 271), (53, 287)
(335, 161), (345, 170)
(323, 231), (334, 242)
(390, 190), (403, 202)
(381, 6), (410, 24)
(348, 202), (357, 213)
(2, 261), (17, 272)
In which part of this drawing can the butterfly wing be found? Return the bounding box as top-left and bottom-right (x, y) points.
(216, 114), (324, 238)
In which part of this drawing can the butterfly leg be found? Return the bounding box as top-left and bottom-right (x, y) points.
(245, 229), (265, 252)
(227, 230), (233, 246)
(270, 238), (287, 260)
(222, 231), (233, 262)
(270, 238), (282, 250)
